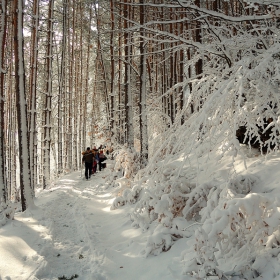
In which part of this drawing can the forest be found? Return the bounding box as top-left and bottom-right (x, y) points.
(1, 0), (280, 278)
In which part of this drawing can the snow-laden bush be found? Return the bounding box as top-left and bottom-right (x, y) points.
(111, 184), (142, 210)
(114, 145), (140, 179)
(123, 161), (216, 256)
(103, 164), (122, 189)
(183, 174), (280, 279)
(0, 202), (15, 227)
(114, 145), (280, 278)
(110, 146), (142, 209)
(109, 9), (280, 277)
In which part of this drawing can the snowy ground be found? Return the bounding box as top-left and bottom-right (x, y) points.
(0, 162), (188, 280)
(2, 149), (280, 280)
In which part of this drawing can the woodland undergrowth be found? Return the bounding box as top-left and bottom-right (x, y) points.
(110, 43), (280, 278)
(111, 139), (280, 279)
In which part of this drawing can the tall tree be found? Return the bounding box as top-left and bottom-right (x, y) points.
(57, 0), (68, 175)
(83, 3), (92, 150)
(123, 0), (134, 147)
(13, 0), (33, 210)
(42, 0), (54, 189)
(109, 0), (116, 141)
(139, 0), (148, 165)
(28, 0), (40, 190)
(0, 0), (7, 202)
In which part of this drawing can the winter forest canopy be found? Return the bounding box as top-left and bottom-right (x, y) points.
(1, 0), (280, 278)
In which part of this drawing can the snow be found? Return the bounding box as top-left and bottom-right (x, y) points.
(0, 160), (185, 280)
(2, 148), (280, 279)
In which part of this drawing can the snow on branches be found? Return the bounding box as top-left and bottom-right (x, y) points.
(110, 142), (280, 278)
(114, 145), (140, 180)
(108, 2), (280, 277)
(183, 174), (280, 279)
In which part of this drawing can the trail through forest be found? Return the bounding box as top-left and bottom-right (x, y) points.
(0, 161), (187, 280)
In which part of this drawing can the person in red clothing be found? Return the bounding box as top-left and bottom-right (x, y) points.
(92, 149), (98, 174)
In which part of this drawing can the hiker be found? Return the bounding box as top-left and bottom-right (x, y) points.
(82, 147), (94, 180)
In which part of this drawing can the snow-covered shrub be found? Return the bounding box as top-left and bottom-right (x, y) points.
(111, 196), (126, 210)
(0, 202), (15, 227)
(110, 7), (280, 272)
(144, 227), (173, 256)
(125, 162), (217, 255)
(147, 106), (172, 158)
(182, 181), (217, 221)
(114, 145), (140, 179)
(103, 166), (122, 189)
(184, 227), (222, 279)
(183, 174), (280, 279)
(110, 146), (144, 209)
(111, 184), (142, 210)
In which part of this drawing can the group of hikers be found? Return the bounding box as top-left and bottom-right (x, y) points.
(82, 145), (108, 180)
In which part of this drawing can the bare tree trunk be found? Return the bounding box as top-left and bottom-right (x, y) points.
(28, 0), (40, 190)
(109, 0), (115, 141)
(169, 8), (174, 124)
(0, 0), (7, 202)
(77, 1), (83, 169)
(178, 10), (184, 124)
(6, 29), (17, 201)
(13, 0), (33, 210)
(94, 3), (110, 131)
(73, 13), (79, 171)
(117, 7), (123, 144)
(123, 0), (134, 147)
(194, 0), (203, 76)
(58, 0), (67, 175)
(139, 0), (148, 166)
(42, 0), (54, 189)
(83, 3), (92, 150)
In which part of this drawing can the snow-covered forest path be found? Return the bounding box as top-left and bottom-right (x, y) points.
(34, 174), (108, 279)
(0, 164), (187, 280)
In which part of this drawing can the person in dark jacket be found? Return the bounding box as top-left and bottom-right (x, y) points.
(82, 147), (94, 180)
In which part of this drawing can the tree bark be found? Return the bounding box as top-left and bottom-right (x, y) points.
(0, 0), (7, 202)
(42, 0), (54, 189)
(13, 0), (33, 210)
(28, 0), (40, 190)
(58, 0), (68, 175)
(139, 0), (148, 166)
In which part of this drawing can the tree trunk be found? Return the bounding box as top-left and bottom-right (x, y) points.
(109, 0), (115, 141)
(58, 0), (68, 175)
(43, 0), (54, 189)
(0, 0), (7, 202)
(123, 0), (134, 147)
(83, 3), (92, 150)
(139, 0), (148, 166)
(13, 0), (33, 210)
(28, 0), (40, 190)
